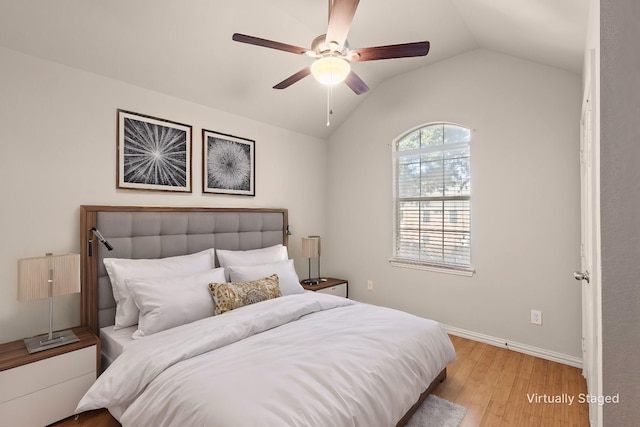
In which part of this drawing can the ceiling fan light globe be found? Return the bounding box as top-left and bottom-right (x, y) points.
(311, 57), (351, 85)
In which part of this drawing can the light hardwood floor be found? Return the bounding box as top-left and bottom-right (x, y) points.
(54, 335), (589, 427)
(432, 335), (589, 426)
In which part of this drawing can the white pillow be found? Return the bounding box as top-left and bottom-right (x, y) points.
(227, 259), (304, 296)
(216, 244), (288, 268)
(126, 268), (226, 339)
(103, 249), (216, 329)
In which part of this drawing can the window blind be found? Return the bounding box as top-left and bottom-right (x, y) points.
(393, 124), (471, 269)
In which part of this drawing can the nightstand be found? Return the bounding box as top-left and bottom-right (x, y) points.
(0, 326), (99, 427)
(302, 277), (349, 298)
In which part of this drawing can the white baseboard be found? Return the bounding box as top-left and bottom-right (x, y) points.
(441, 324), (583, 369)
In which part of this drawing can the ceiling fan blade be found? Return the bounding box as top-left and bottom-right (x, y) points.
(350, 41), (430, 62)
(232, 33), (309, 55)
(325, 0), (359, 50)
(273, 67), (312, 89)
(344, 70), (369, 95)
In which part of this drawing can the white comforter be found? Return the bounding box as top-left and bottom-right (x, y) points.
(77, 292), (455, 427)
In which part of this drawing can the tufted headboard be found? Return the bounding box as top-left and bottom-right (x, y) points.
(80, 205), (288, 335)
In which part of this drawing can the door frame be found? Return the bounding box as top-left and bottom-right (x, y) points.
(580, 47), (603, 427)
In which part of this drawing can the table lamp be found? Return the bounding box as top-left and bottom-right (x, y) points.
(18, 253), (81, 353)
(301, 236), (327, 285)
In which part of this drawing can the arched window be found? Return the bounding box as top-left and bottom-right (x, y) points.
(392, 123), (472, 274)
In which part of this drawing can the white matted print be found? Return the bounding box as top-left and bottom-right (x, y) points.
(202, 129), (255, 196)
(117, 109), (192, 192)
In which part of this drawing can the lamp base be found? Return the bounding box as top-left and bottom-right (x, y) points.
(301, 278), (328, 286)
(23, 330), (79, 354)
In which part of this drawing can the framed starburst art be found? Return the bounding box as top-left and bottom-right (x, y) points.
(202, 129), (255, 196)
(117, 110), (192, 192)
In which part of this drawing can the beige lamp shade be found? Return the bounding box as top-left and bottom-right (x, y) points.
(18, 253), (81, 301)
(308, 235), (321, 256)
(302, 236), (320, 259)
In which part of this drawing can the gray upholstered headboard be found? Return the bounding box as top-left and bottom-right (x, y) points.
(80, 206), (288, 335)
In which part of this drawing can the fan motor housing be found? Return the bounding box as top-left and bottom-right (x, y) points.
(312, 34), (349, 56)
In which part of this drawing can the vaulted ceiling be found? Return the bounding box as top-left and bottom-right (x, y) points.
(0, 0), (589, 138)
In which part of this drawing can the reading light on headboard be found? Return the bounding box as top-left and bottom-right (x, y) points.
(90, 227), (114, 251)
(18, 253), (81, 353)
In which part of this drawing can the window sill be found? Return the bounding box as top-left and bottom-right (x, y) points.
(389, 258), (475, 277)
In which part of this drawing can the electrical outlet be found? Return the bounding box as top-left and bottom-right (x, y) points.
(367, 280), (373, 291)
(531, 309), (542, 325)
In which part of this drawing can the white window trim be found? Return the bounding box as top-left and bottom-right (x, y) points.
(391, 122), (474, 276)
(389, 257), (475, 276)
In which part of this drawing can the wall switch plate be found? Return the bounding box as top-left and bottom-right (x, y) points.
(531, 309), (543, 325)
(367, 280), (373, 291)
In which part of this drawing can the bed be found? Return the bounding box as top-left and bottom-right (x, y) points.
(75, 205), (456, 427)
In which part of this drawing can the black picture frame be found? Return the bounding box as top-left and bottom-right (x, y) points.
(117, 109), (192, 192)
(202, 129), (255, 196)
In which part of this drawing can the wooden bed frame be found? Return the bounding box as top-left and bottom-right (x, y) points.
(78, 205), (445, 426)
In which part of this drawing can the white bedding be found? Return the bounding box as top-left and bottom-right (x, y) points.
(99, 325), (136, 368)
(78, 293), (455, 426)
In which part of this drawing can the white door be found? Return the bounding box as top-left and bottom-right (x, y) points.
(577, 48), (602, 427)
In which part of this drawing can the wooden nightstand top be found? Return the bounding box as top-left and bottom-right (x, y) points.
(0, 326), (99, 372)
(301, 277), (348, 292)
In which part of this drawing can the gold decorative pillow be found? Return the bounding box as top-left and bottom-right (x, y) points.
(209, 274), (282, 315)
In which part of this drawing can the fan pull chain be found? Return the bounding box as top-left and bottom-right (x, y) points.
(326, 85), (334, 127)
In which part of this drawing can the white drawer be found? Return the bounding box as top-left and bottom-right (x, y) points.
(0, 371), (96, 427)
(317, 284), (347, 298)
(0, 345), (96, 403)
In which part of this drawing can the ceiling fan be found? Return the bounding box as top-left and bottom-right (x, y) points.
(232, 0), (430, 96)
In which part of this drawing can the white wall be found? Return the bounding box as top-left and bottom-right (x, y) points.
(0, 47), (327, 344)
(325, 49), (583, 358)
